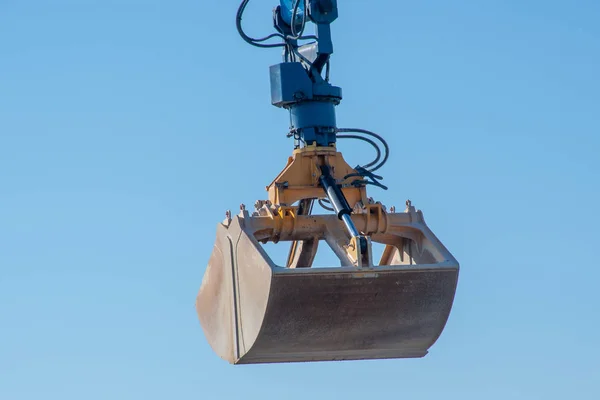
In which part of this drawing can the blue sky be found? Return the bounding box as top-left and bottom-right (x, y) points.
(1, 0), (599, 399)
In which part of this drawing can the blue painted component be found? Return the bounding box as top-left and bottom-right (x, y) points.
(270, 62), (342, 146)
(268, 0), (342, 148)
(314, 23), (333, 54)
(308, 0), (338, 24)
(270, 63), (313, 107)
(273, 6), (294, 37)
(288, 96), (338, 146)
(312, 78), (341, 100)
(280, 0), (305, 27)
(290, 101), (336, 130)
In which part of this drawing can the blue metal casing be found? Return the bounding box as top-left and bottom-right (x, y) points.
(270, 62), (342, 146)
(289, 101), (336, 129)
(280, 0), (306, 26)
(308, 0), (338, 24)
(269, 0), (342, 147)
(270, 62), (313, 107)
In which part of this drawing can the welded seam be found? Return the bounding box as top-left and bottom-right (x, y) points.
(228, 237), (241, 361)
(233, 230), (249, 357)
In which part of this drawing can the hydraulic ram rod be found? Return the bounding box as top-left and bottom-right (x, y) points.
(318, 165), (367, 253)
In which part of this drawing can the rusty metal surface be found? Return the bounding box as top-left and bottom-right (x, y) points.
(239, 265), (457, 364)
(196, 225), (237, 363)
(196, 206), (459, 364)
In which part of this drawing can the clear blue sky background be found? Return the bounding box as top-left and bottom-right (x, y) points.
(1, 0), (599, 399)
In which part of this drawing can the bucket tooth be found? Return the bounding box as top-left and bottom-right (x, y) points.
(196, 209), (459, 364)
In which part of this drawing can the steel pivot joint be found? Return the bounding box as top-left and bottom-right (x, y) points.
(270, 0), (341, 148)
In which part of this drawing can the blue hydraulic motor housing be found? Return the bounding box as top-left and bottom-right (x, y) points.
(279, 0), (305, 27)
(269, 0), (341, 148)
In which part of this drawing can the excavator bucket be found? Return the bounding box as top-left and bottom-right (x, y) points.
(196, 204), (459, 364)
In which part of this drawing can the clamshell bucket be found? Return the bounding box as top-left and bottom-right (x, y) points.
(196, 204), (459, 364)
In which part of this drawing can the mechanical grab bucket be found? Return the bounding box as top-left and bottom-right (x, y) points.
(196, 0), (460, 364)
(196, 202), (459, 364)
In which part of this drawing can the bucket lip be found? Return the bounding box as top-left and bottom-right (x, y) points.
(271, 261), (460, 275)
(236, 348), (429, 364)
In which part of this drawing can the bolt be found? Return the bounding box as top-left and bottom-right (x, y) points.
(390, 206), (396, 213)
(240, 204), (246, 211)
(406, 199), (412, 207)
